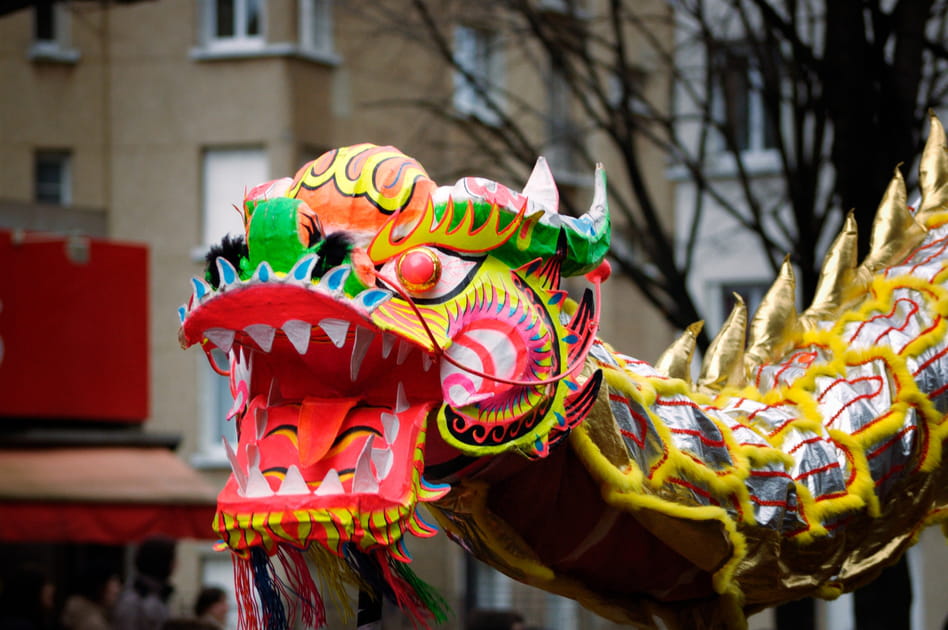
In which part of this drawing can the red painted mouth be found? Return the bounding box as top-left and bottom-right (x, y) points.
(180, 281), (447, 552)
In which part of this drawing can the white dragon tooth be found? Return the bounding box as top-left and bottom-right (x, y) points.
(314, 468), (344, 496)
(230, 348), (253, 389)
(422, 353), (433, 372)
(245, 324), (276, 352)
(282, 319), (312, 354)
(395, 382), (409, 414)
(226, 349), (252, 420)
(254, 407), (268, 441)
(276, 464), (311, 496)
(225, 390), (245, 421)
(267, 378), (285, 407)
(396, 340), (413, 365)
(381, 411), (400, 444)
(319, 318), (350, 348)
(223, 436), (247, 493)
(353, 435), (380, 494)
(371, 446), (394, 481)
(204, 328), (235, 353)
(381, 333), (395, 358)
(351, 327), (375, 381)
(247, 442), (261, 466)
(243, 443), (274, 498)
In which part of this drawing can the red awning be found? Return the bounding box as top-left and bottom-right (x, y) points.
(0, 447), (219, 543)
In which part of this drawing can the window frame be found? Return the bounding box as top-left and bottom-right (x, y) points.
(298, 0), (334, 57)
(34, 150), (72, 205)
(200, 0), (266, 54)
(711, 41), (778, 158)
(193, 0), (340, 64)
(29, 1), (80, 63)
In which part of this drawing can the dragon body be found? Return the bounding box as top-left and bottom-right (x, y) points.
(179, 124), (948, 629)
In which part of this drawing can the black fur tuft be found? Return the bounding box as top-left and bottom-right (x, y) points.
(313, 232), (353, 278)
(205, 234), (248, 288)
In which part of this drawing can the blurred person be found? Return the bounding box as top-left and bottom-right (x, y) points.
(61, 562), (121, 630)
(112, 536), (177, 630)
(192, 587), (227, 630)
(0, 563), (56, 630)
(465, 609), (525, 630)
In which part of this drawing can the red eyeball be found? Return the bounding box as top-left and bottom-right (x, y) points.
(396, 247), (441, 293)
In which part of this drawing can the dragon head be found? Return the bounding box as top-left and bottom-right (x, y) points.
(178, 144), (610, 626)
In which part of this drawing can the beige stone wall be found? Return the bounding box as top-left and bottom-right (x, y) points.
(0, 0), (675, 627)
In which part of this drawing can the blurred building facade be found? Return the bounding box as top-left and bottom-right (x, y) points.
(0, 1), (673, 629)
(670, 2), (948, 630)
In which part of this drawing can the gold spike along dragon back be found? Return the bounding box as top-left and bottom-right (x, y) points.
(178, 122), (948, 629)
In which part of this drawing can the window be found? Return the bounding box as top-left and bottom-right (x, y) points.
(34, 151), (71, 205)
(197, 148), (267, 461)
(202, 0), (264, 51)
(30, 1), (79, 62)
(35, 0), (55, 42)
(201, 148), (268, 248)
(712, 43), (777, 154)
(453, 25), (504, 125)
(720, 280), (770, 328)
(466, 558), (581, 628)
(299, 0), (333, 56)
(544, 593), (579, 630)
(466, 558), (514, 610)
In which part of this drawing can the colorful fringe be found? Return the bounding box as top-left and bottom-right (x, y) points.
(232, 542), (450, 630)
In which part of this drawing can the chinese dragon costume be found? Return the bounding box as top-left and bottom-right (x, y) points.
(178, 117), (948, 629)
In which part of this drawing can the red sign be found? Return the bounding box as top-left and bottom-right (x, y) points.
(0, 230), (149, 422)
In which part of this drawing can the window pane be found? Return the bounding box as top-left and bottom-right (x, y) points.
(721, 281), (769, 322)
(209, 349), (238, 448)
(34, 152), (70, 204)
(721, 53), (750, 151)
(215, 0), (235, 37)
(34, 0), (54, 41)
(246, 0), (262, 36)
(301, 0), (332, 53)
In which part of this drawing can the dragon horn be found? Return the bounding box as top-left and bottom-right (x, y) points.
(916, 112), (948, 227)
(800, 212), (859, 328)
(503, 162), (611, 277)
(859, 166), (926, 275)
(698, 295), (747, 393)
(655, 321), (703, 384)
(557, 164), (611, 276)
(521, 156), (560, 211)
(745, 257), (799, 373)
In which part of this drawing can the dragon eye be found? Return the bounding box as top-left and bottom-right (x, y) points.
(396, 247), (442, 293)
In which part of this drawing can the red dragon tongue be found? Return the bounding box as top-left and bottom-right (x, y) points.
(298, 397), (359, 468)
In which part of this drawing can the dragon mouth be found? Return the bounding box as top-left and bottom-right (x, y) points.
(180, 276), (447, 554)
